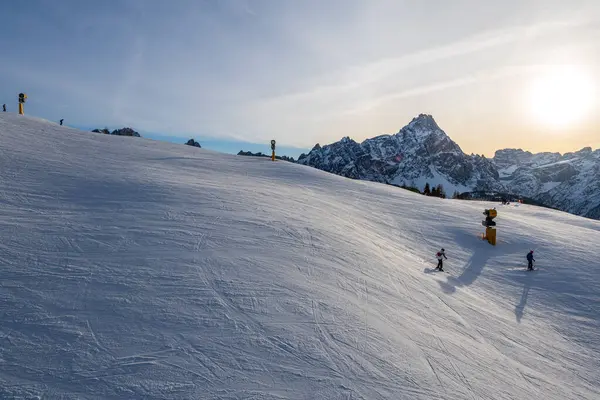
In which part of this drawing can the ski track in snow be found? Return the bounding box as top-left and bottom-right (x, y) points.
(0, 113), (599, 399)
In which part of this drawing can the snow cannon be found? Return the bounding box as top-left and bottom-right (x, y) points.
(482, 208), (497, 245)
(271, 139), (276, 161)
(482, 209), (497, 227)
(18, 93), (27, 115)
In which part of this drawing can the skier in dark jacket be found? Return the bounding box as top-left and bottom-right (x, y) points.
(436, 248), (447, 271)
(526, 250), (535, 270)
(59, 119), (64, 126)
(2, 104), (5, 112)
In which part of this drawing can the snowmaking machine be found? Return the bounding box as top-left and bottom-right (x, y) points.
(482, 208), (497, 245)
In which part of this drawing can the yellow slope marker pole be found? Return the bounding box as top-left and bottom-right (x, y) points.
(271, 139), (276, 161)
(18, 93), (27, 115)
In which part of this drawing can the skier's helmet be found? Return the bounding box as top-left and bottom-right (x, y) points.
(441, 248), (445, 251)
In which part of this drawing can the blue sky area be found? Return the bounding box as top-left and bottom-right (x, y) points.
(143, 134), (310, 159)
(1, 1), (599, 155)
(71, 125), (309, 159)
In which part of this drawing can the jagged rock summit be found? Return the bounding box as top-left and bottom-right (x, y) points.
(298, 114), (502, 194)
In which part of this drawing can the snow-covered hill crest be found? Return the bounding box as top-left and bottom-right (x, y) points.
(298, 114), (600, 219)
(1, 112), (599, 399)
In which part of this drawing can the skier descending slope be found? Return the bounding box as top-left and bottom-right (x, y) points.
(436, 248), (447, 271)
(527, 250), (536, 270)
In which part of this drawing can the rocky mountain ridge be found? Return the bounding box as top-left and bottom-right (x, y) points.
(297, 114), (599, 219)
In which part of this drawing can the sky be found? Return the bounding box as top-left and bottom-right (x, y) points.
(1, 0), (599, 157)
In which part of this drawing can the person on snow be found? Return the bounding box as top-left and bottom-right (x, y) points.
(2, 104), (5, 112)
(436, 248), (447, 271)
(59, 119), (64, 126)
(526, 250), (535, 270)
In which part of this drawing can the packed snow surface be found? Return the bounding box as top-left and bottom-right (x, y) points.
(1, 113), (599, 399)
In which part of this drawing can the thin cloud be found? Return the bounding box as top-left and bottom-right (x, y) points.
(243, 0), (257, 16)
(258, 17), (593, 108)
(339, 66), (533, 115)
(112, 34), (146, 122)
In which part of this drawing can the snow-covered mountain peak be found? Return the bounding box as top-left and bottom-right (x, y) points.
(395, 114), (463, 156)
(299, 113), (496, 193)
(403, 113), (441, 133)
(564, 146), (594, 159)
(493, 148), (534, 169)
(492, 145), (600, 217)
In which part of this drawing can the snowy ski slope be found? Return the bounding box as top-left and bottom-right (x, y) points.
(0, 113), (599, 399)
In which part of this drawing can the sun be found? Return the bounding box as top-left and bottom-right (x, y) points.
(528, 65), (596, 128)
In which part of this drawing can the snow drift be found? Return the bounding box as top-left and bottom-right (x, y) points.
(0, 113), (599, 399)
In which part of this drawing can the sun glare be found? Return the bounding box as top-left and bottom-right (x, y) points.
(528, 65), (595, 128)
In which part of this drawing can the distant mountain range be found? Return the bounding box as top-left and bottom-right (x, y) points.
(297, 114), (600, 220)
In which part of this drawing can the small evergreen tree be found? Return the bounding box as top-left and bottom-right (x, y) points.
(423, 182), (431, 196)
(436, 184), (445, 199)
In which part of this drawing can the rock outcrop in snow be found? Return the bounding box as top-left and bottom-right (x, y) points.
(92, 127), (141, 137)
(298, 114), (600, 219)
(185, 138), (202, 148)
